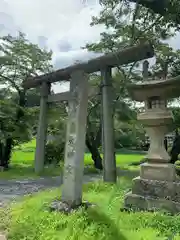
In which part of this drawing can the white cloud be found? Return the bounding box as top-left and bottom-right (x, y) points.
(0, 0), (103, 60)
(0, 0), (103, 92)
(0, 0), (180, 93)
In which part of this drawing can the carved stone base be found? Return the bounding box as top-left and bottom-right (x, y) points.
(124, 192), (180, 214)
(123, 163), (180, 214)
(49, 200), (96, 214)
(140, 163), (176, 181)
(132, 177), (180, 201)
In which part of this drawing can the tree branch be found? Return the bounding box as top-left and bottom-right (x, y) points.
(127, 0), (180, 25)
(0, 75), (21, 93)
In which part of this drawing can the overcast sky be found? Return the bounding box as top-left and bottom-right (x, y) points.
(0, 0), (180, 92)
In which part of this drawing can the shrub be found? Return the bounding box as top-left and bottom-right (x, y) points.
(45, 141), (65, 165)
(175, 160), (180, 176)
(175, 160), (180, 166)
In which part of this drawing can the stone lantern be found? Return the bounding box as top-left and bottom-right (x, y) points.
(124, 61), (180, 214)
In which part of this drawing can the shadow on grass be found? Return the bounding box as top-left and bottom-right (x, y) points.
(86, 208), (127, 240)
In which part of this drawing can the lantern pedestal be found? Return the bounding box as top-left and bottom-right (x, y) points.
(123, 75), (180, 214)
(124, 111), (178, 213)
(124, 161), (180, 214)
(138, 109), (172, 163)
(124, 163), (180, 214)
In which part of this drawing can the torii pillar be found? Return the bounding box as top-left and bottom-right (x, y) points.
(61, 70), (89, 207)
(101, 67), (117, 183)
(34, 82), (50, 173)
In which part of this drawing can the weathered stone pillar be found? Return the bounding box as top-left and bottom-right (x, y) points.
(34, 82), (50, 173)
(61, 70), (88, 207)
(101, 67), (117, 183)
(145, 125), (170, 163)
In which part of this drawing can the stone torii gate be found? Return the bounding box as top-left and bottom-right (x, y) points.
(23, 42), (154, 209)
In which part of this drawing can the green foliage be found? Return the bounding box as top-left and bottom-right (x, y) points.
(84, 0), (180, 150)
(86, 73), (142, 150)
(0, 32), (52, 89)
(88, 0), (176, 51)
(45, 141), (65, 166)
(86, 0), (180, 81)
(151, 44), (180, 78)
(47, 101), (67, 132)
(175, 160), (180, 176)
(44, 103), (67, 166)
(0, 140), (63, 179)
(175, 160), (180, 166)
(0, 32), (52, 146)
(125, 0), (180, 28)
(0, 99), (17, 141)
(170, 107), (180, 130)
(0, 98), (38, 145)
(114, 120), (145, 149)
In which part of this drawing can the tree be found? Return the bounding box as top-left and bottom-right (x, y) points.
(86, 74), (103, 169)
(125, 0), (180, 27)
(85, 0), (180, 164)
(88, 0), (178, 51)
(0, 32), (53, 169)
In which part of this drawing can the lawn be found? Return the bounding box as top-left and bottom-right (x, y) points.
(0, 141), (177, 239)
(1, 178), (180, 240)
(0, 139), (143, 179)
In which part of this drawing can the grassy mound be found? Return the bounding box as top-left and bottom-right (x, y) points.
(1, 179), (180, 240)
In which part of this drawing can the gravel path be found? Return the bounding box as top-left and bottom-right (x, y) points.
(0, 174), (102, 207)
(0, 168), (139, 207)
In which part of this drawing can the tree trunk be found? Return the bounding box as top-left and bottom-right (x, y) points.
(170, 131), (180, 164)
(95, 123), (102, 146)
(164, 137), (168, 151)
(3, 138), (13, 169)
(86, 134), (103, 170)
(0, 142), (4, 169)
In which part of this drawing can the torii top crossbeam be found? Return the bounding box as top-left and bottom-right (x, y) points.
(23, 41), (154, 89)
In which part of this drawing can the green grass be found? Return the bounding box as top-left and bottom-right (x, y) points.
(0, 139), (143, 180)
(1, 179), (180, 240)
